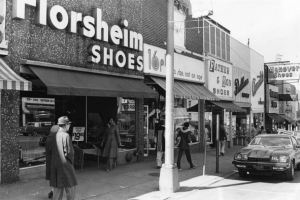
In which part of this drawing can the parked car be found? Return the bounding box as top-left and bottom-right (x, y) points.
(232, 134), (300, 180)
(20, 122), (53, 136)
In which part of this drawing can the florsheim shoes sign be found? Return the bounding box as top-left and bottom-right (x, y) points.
(12, 0), (143, 71)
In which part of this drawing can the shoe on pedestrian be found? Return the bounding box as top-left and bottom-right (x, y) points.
(106, 169), (110, 172)
(190, 164), (197, 169)
(48, 191), (53, 199)
(156, 166), (161, 169)
(178, 168), (182, 171)
(221, 152), (224, 156)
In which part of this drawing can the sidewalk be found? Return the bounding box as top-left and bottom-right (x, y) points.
(0, 145), (243, 200)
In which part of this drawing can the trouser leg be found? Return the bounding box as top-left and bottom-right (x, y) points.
(220, 140), (225, 153)
(107, 157), (113, 170)
(177, 149), (183, 169)
(53, 187), (64, 200)
(185, 149), (194, 168)
(65, 186), (76, 200)
(156, 151), (163, 167)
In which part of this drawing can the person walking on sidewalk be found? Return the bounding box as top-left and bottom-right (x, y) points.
(219, 121), (227, 156)
(50, 116), (77, 200)
(156, 120), (165, 169)
(45, 125), (59, 199)
(175, 122), (197, 170)
(101, 117), (121, 172)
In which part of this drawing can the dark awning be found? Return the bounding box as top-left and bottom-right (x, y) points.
(29, 66), (158, 98)
(267, 113), (285, 123)
(210, 101), (246, 112)
(279, 114), (295, 123)
(278, 94), (298, 101)
(149, 76), (219, 101)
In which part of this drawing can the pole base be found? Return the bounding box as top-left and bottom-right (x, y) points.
(159, 164), (180, 193)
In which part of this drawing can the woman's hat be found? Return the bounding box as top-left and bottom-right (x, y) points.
(57, 116), (71, 125)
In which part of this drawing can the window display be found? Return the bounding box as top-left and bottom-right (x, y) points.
(19, 97), (55, 168)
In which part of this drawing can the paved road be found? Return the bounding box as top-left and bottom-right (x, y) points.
(171, 170), (300, 200)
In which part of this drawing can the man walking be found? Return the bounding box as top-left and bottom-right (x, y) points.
(175, 122), (197, 170)
(219, 122), (227, 156)
(50, 116), (77, 200)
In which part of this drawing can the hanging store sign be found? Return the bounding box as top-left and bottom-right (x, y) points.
(208, 57), (233, 99)
(252, 71), (264, 96)
(143, 44), (204, 83)
(267, 63), (300, 81)
(13, 0), (143, 71)
(266, 84), (279, 113)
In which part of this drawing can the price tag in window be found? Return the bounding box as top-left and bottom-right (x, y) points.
(72, 127), (85, 141)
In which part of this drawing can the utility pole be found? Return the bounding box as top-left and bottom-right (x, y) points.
(159, 0), (180, 192)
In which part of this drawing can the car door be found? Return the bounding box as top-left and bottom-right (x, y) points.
(291, 136), (300, 164)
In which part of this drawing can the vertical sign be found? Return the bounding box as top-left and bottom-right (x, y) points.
(0, 0), (8, 51)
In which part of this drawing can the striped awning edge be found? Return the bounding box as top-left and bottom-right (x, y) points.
(150, 76), (220, 101)
(0, 58), (32, 91)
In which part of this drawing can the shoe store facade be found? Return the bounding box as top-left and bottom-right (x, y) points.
(0, 0), (158, 183)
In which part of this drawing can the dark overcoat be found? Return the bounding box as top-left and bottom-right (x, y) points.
(102, 125), (121, 158)
(50, 130), (78, 188)
(45, 125), (59, 180)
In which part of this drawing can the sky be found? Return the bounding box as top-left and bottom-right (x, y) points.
(190, 0), (300, 64)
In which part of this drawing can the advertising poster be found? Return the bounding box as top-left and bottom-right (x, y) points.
(72, 127), (85, 141)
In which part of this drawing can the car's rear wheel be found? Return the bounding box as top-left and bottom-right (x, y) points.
(238, 169), (247, 178)
(285, 161), (294, 181)
(32, 131), (38, 136)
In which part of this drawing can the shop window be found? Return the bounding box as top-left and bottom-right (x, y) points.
(19, 97), (56, 168)
(118, 98), (136, 149)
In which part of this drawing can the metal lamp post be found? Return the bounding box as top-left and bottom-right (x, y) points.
(159, 0), (180, 193)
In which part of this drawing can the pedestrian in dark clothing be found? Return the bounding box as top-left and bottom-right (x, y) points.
(101, 117), (121, 172)
(50, 116), (77, 200)
(156, 120), (165, 169)
(45, 125), (59, 199)
(219, 122), (227, 156)
(175, 122), (197, 170)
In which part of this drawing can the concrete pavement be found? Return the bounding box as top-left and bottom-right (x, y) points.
(0, 145), (242, 200)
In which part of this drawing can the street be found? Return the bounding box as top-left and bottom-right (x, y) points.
(172, 170), (300, 200)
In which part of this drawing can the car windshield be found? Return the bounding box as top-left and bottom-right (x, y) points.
(249, 137), (292, 147)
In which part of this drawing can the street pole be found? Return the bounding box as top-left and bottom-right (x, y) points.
(216, 114), (219, 173)
(159, 0), (179, 192)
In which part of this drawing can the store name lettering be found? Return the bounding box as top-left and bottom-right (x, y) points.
(252, 71), (263, 96)
(209, 59), (230, 74)
(175, 69), (203, 81)
(269, 65), (300, 79)
(234, 76), (249, 96)
(270, 89), (278, 99)
(212, 88), (230, 96)
(13, 0), (143, 71)
(271, 100), (277, 108)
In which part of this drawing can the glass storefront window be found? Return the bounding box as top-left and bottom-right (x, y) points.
(118, 98), (136, 149)
(19, 97), (55, 168)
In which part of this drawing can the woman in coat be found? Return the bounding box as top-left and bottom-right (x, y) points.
(45, 125), (59, 199)
(101, 117), (121, 172)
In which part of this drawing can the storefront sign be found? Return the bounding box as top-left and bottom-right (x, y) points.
(72, 127), (85, 141)
(234, 76), (249, 95)
(270, 89), (278, 99)
(13, 0), (143, 71)
(252, 71), (264, 96)
(122, 103), (135, 112)
(242, 93), (250, 98)
(267, 63), (300, 81)
(208, 57), (233, 99)
(143, 44), (205, 83)
(266, 84), (279, 113)
(22, 97), (55, 114)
